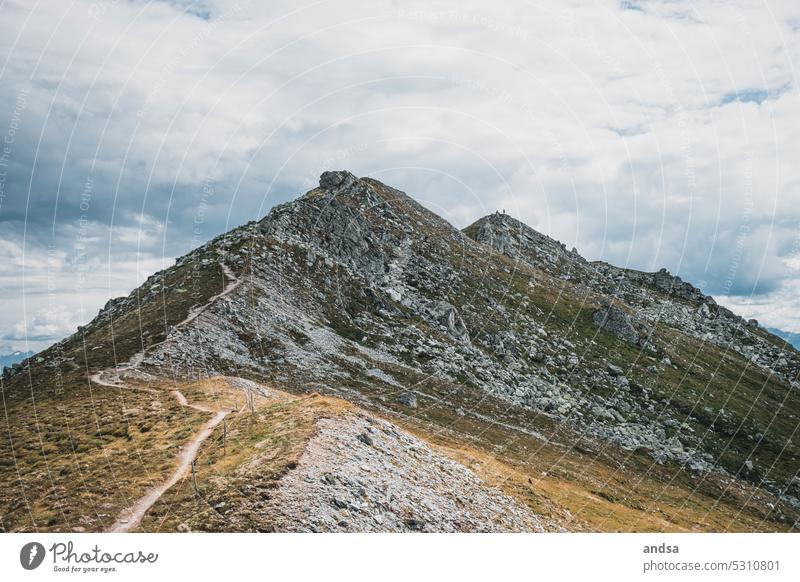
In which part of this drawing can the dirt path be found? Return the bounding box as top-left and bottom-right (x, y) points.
(90, 261), (243, 532)
(108, 406), (229, 533)
(177, 262), (242, 330)
(91, 261), (241, 387)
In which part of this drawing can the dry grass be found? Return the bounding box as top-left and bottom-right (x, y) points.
(397, 408), (794, 532)
(0, 373), (209, 532)
(3, 369), (792, 533)
(135, 380), (352, 532)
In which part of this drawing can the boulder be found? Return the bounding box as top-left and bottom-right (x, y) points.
(607, 363), (624, 377)
(592, 302), (653, 347)
(427, 301), (470, 344)
(397, 392), (418, 408)
(319, 170), (357, 191)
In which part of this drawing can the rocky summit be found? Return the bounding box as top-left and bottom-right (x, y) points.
(2, 171), (799, 532)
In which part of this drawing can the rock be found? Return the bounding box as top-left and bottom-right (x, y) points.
(652, 268), (705, 302)
(319, 170), (357, 191)
(397, 392), (418, 408)
(529, 347), (545, 362)
(263, 414), (548, 532)
(607, 363), (624, 377)
(697, 303), (713, 319)
(592, 301), (653, 347)
(427, 301), (470, 344)
(357, 432), (375, 446)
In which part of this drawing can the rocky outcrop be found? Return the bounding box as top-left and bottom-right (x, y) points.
(425, 301), (470, 344)
(466, 212), (579, 272)
(592, 301), (654, 348)
(652, 268), (706, 302)
(319, 169), (358, 192)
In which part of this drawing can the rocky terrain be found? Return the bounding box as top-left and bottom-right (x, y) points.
(2, 171), (799, 532)
(264, 412), (553, 532)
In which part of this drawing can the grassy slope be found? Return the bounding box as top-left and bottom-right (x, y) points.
(0, 256), (238, 532)
(0, 372), (209, 532)
(136, 382), (352, 532)
(1, 365), (793, 532)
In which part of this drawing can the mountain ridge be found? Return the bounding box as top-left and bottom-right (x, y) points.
(2, 170), (798, 532)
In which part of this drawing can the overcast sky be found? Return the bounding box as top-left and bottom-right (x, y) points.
(1, 0), (799, 353)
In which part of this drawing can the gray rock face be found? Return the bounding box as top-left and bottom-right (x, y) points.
(263, 413), (553, 532)
(426, 301), (470, 344)
(319, 170), (357, 191)
(592, 302), (652, 347)
(468, 212), (575, 270)
(468, 214), (800, 387)
(397, 392), (418, 408)
(652, 268), (705, 302)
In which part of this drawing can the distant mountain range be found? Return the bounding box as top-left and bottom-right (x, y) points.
(0, 350), (34, 373)
(768, 328), (800, 349)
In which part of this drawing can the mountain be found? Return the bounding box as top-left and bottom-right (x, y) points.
(768, 327), (800, 350)
(0, 350), (34, 373)
(2, 171), (798, 532)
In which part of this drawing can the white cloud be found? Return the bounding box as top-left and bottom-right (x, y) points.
(9, 307), (79, 343)
(1, 0), (799, 344)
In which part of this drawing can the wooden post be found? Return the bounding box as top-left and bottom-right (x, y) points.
(191, 460), (199, 496)
(223, 417), (227, 456)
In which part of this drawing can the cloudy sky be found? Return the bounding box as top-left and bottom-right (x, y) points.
(0, 0), (799, 353)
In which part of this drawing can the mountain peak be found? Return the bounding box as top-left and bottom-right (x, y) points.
(319, 170), (358, 192)
(464, 211), (580, 270)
